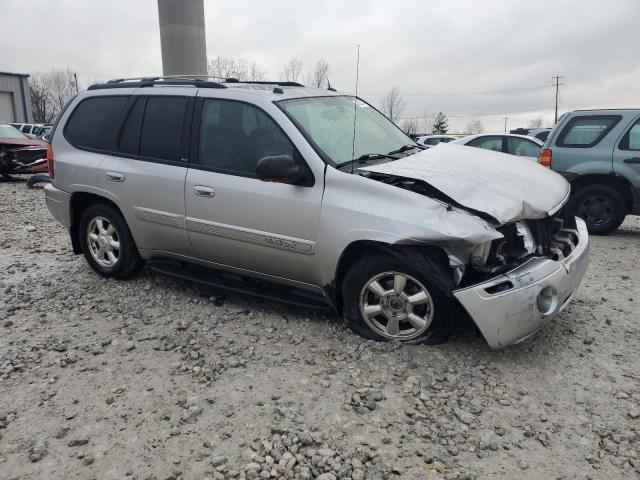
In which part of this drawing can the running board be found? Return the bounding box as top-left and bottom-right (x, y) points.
(147, 260), (331, 310)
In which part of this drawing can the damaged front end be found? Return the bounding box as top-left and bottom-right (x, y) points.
(359, 149), (590, 349)
(453, 216), (589, 348)
(0, 144), (48, 177)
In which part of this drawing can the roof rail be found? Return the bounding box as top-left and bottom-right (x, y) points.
(88, 75), (227, 90)
(87, 75), (305, 91)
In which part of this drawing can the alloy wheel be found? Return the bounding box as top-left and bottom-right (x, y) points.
(359, 271), (434, 340)
(87, 216), (120, 268)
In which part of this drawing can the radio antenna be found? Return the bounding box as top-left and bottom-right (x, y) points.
(350, 44), (360, 175)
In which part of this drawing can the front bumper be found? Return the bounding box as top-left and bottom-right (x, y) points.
(44, 183), (72, 228)
(453, 218), (590, 349)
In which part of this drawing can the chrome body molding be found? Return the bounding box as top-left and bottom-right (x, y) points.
(185, 218), (316, 255)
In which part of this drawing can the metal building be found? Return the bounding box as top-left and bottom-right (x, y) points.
(0, 71), (32, 123)
(157, 0), (208, 76)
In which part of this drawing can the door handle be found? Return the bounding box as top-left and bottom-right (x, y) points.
(105, 171), (125, 182)
(623, 157), (640, 164)
(193, 185), (215, 197)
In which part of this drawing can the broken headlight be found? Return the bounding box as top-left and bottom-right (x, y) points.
(471, 221), (537, 273)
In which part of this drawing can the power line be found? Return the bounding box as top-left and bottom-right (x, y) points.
(379, 84), (554, 98)
(397, 106), (554, 120)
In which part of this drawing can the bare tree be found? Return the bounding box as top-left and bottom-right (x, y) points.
(401, 118), (419, 136)
(28, 68), (77, 123)
(305, 59), (330, 88)
(527, 117), (544, 128)
(420, 113), (434, 135)
(208, 57), (266, 81)
(465, 119), (485, 134)
(246, 60), (266, 81)
(29, 73), (53, 123)
(281, 58), (303, 83)
(380, 86), (406, 123)
(48, 68), (77, 112)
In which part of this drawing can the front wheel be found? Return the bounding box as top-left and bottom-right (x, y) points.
(341, 252), (457, 344)
(79, 203), (142, 279)
(568, 185), (626, 235)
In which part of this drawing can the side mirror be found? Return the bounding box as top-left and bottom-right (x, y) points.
(256, 154), (306, 184)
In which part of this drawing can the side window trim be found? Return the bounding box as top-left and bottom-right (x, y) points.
(556, 114), (622, 148)
(188, 97), (314, 186)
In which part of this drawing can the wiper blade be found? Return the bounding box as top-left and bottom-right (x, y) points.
(387, 144), (419, 155)
(354, 152), (390, 163)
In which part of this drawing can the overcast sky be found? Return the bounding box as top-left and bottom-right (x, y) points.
(2, 0), (639, 131)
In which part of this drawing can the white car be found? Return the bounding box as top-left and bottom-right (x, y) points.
(450, 134), (543, 160)
(416, 134), (457, 147)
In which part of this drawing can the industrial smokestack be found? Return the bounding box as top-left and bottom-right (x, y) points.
(157, 0), (208, 75)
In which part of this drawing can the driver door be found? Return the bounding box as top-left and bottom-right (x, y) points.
(184, 98), (324, 285)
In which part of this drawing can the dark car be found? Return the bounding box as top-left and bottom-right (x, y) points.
(0, 124), (49, 178)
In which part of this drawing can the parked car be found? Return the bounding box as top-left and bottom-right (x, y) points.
(0, 124), (49, 177)
(527, 128), (552, 142)
(44, 77), (589, 349)
(451, 134), (543, 160)
(37, 125), (53, 141)
(416, 134), (457, 147)
(538, 108), (640, 234)
(8, 123), (51, 139)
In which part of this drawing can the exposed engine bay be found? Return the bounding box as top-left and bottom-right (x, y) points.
(361, 169), (580, 287)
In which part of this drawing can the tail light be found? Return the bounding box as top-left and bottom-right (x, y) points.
(46, 144), (54, 179)
(538, 148), (552, 168)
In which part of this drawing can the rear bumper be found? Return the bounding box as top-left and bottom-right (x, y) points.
(454, 218), (590, 349)
(44, 184), (72, 228)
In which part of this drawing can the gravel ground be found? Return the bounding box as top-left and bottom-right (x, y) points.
(1, 177), (639, 480)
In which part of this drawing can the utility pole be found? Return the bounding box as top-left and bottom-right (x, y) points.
(553, 75), (564, 124)
(73, 73), (79, 93)
(502, 116), (509, 133)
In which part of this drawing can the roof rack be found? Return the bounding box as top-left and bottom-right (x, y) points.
(87, 75), (305, 91)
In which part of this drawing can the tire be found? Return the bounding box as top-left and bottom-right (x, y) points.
(341, 251), (457, 345)
(79, 203), (142, 279)
(568, 184), (626, 235)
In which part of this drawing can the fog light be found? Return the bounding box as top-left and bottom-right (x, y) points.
(536, 286), (558, 315)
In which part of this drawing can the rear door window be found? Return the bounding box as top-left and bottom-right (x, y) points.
(64, 96), (129, 150)
(557, 115), (621, 148)
(468, 136), (503, 152)
(618, 118), (640, 151)
(507, 137), (541, 157)
(139, 96), (187, 161)
(118, 97), (146, 155)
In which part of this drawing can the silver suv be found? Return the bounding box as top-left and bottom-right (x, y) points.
(44, 76), (590, 349)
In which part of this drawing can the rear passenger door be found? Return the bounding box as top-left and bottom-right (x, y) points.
(184, 97), (323, 285)
(613, 114), (640, 191)
(96, 90), (195, 257)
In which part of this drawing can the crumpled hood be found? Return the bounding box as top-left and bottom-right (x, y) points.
(361, 144), (570, 224)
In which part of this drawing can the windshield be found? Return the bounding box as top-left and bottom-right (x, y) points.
(278, 95), (412, 165)
(0, 124), (28, 140)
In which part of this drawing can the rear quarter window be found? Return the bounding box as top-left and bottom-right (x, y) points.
(64, 96), (129, 150)
(556, 115), (621, 148)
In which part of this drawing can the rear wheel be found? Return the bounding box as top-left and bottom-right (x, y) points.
(79, 204), (142, 278)
(341, 252), (456, 344)
(569, 184), (626, 235)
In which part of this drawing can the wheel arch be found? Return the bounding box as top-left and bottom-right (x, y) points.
(570, 174), (633, 213)
(324, 240), (452, 313)
(69, 192), (127, 254)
